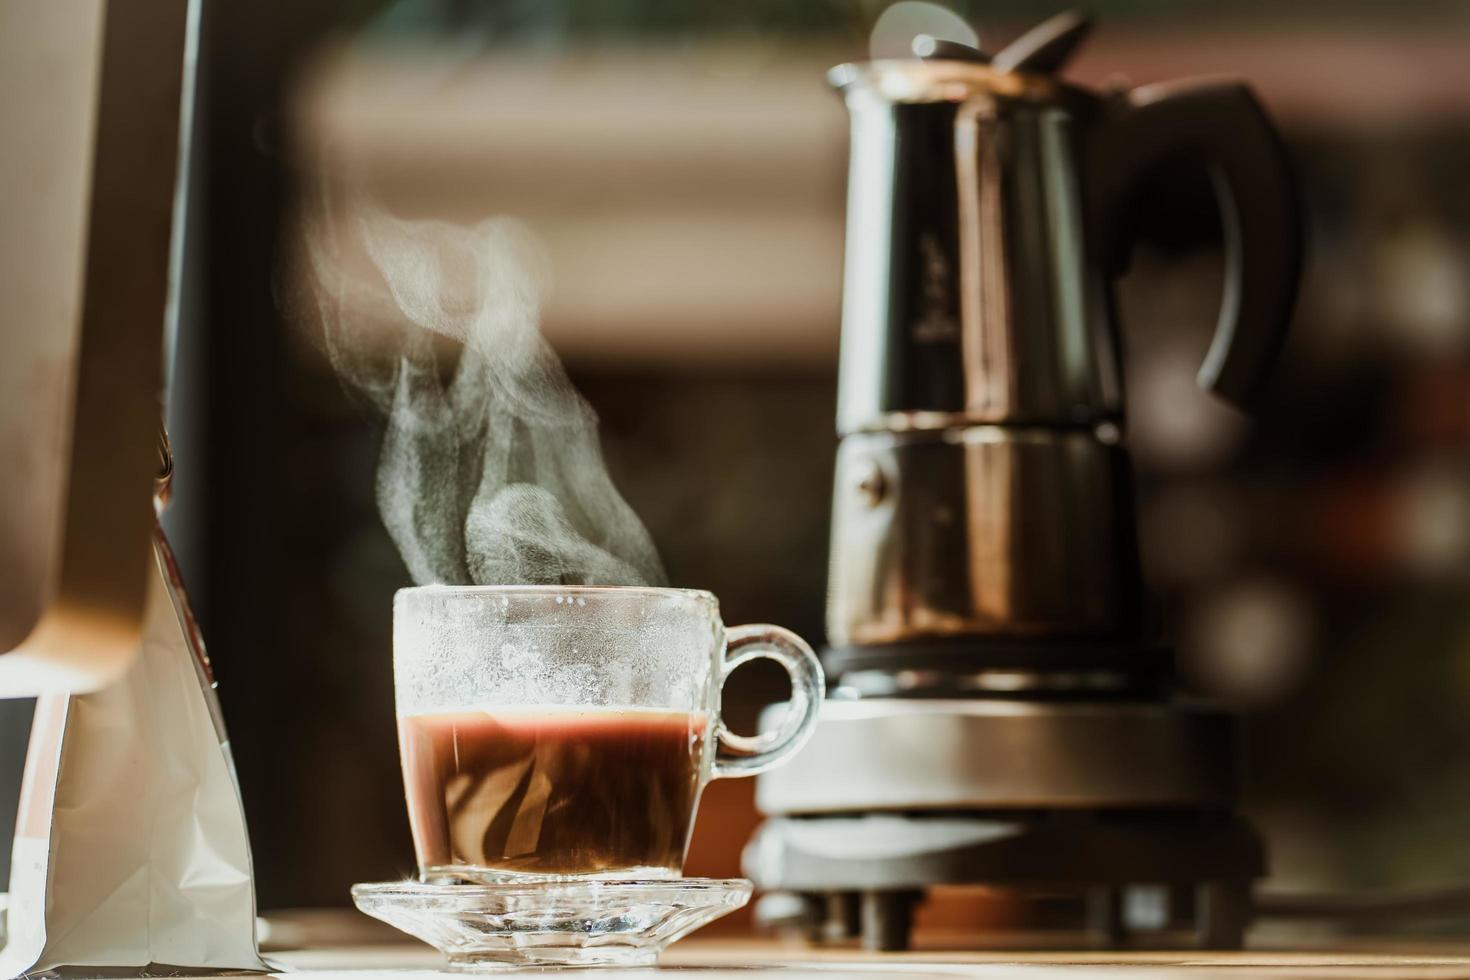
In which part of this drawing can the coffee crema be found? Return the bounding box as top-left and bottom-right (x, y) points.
(399, 707), (708, 879)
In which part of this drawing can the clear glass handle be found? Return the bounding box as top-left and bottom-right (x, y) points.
(712, 624), (825, 778)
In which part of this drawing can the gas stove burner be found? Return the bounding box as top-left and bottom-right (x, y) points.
(745, 812), (1261, 951)
(745, 698), (1263, 951)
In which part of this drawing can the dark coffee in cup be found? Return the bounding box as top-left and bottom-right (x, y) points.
(399, 708), (708, 879)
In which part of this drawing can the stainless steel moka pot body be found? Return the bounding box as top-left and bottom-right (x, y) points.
(748, 13), (1302, 950)
(824, 14), (1300, 681)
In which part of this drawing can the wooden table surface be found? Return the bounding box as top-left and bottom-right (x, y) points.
(267, 938), (1470, 979)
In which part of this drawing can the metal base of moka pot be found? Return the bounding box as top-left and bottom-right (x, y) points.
(745, 807), (1261, 951)
(744, 679), (1265, 951)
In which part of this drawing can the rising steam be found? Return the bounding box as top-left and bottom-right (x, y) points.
(300, 202), (666, 588)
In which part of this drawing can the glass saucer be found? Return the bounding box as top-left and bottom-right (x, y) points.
(350, 877), (752, 970)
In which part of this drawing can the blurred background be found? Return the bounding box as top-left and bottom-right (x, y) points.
(12, 0), (1470, 944)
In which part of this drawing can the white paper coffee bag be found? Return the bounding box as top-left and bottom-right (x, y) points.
(0, 534), (265, 975)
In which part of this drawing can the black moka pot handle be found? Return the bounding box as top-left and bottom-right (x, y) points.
(1087, 79), (1304, 408)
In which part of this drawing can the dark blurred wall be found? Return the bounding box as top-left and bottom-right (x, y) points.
(188, 1), (847, 909)
(190, 0), (387, 908)
(166, 0), (1470, 924)
(187, 0), (838, 899)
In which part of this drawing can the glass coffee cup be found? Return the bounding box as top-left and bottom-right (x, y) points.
(393, 585), (824, 882)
